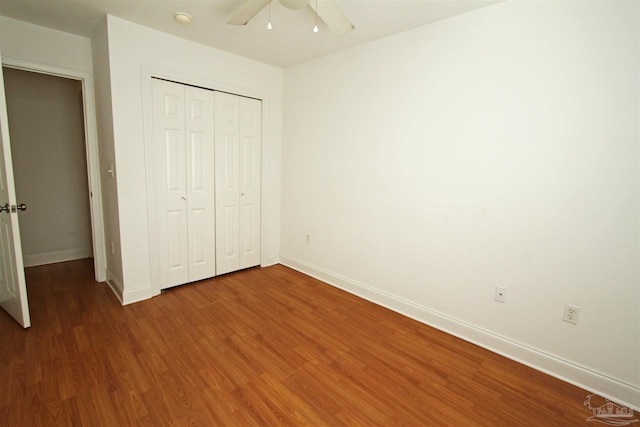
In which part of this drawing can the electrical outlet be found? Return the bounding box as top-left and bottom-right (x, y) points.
(495, 286), (507, 303)
(563, 304), (580, 324)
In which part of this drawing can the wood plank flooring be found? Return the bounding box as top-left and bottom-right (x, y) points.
(0, 259), (596, 426)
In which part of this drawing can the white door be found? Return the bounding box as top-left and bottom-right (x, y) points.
(238, 96), (262, 269)
(153, 79), (188, 288)
(184, 86), (215, 282)
(214, 92), (261, 275)
(0, 63), (30, 328)
(214, 92), (240, 275)
(152, 79), (215, 289)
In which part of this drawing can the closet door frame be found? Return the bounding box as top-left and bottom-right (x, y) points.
(142, 67), (268, 298)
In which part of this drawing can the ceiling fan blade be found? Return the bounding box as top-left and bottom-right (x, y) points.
(309, 0), (354, 36)
(228, 0), (271, 25)
(279, 0), (311, 10)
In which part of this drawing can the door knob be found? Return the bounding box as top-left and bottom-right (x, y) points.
(181, 196), (187, 202)
(17, 203), (26, 211)
(0, 203), (9, 213)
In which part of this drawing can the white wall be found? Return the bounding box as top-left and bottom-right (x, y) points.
(0, 17), (92, 73)
(4, 68), (93, 266)
(281, 1), (639, 407)
(98, 15), (283, 303)
(91, 17), (123, 294)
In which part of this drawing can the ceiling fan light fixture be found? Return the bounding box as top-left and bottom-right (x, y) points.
(313, 0), (318, 33)
(174, 12), (192, 25)
(228, 0), (354, 36)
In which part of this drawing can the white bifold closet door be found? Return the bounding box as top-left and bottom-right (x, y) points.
(214, 92), (262, 275)
(152, 79), (215, 289)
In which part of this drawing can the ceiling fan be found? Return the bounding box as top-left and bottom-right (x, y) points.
(228, 0), (355, 36)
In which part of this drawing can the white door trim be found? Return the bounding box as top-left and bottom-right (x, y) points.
(141, 65), (270, 298)
(1, 56), (107, 282)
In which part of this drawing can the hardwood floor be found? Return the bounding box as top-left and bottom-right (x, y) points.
(0, 259), (595, 426)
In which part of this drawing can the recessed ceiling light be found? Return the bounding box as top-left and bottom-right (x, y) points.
(174, 12), (192, 25)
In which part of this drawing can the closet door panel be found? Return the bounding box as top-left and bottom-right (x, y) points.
(222, 205), (238, 256)
(153, 79), (188, 288)
(185, 87), (215, 281)
(239, 97), (262, 269)
(214, 92), (240, 275)
(167, 210), (187, 269)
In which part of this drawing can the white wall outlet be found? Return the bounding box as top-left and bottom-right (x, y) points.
(495, 286), (507, 303)
(563, 304), (580, 324)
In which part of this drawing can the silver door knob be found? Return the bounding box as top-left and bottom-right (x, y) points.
(0, 203), (9, 213)
(17, 203), (26, 211)
(181, 196), (187, 202)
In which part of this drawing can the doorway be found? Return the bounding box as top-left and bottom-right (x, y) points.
(3, 67), (94, 269)
(0, 61), (105, 285)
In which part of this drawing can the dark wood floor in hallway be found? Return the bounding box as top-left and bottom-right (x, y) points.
(1, 259), (594, 426)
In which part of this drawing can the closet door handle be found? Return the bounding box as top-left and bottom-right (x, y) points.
(181, 196), (187, 202)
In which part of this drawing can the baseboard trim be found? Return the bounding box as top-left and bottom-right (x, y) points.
(105, 269), (154, 306)
(122, 284), (154, 305)
(279, 254), (640, 410)
(106, 269), (124, 304)
(24, 248), (93, 267)
(263, 256), (280, 267)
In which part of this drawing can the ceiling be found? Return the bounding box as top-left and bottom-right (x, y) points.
(0, 0), (502, 68)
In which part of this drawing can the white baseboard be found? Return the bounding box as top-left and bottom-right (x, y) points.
(279, 254), (640, 410)
(23, 248), (93, 267)
(106, 269), (124, 304)
(122, 283), (154, 305)
(263, 256), (280, 267)
(105, 270), (153, 306)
